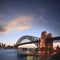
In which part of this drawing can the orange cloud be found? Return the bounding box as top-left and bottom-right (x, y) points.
(0, 15), (33, 34)
(7, 15), (33, 27)
(0, 26), (11, 34)
(15, 25), (30, 30)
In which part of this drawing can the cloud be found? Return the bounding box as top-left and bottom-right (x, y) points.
(0, 20), (2, 23)
(15, 25), (30, 30)
(39, 16), (48, 23)
(0, 26), (5, 32)
(42, 9), (46, 13)
(7, 15), (33, 26)
(0, 15), (3, 18)
(0, 26), (11, 33)
(0, 15), (33, 34)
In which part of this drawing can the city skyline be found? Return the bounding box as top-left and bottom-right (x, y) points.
(0, 0), (60, 47)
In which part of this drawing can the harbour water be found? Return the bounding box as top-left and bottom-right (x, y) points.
(0, 49), (26, 60)
(0, 49), (56, 60)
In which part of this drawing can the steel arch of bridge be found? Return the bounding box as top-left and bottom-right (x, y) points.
(16, 35), (39, 47)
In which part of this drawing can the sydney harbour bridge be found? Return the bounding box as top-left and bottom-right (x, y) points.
(16, 35), (60, 48)
(16, 35), (40, 47)
(16, 32), (60, 60)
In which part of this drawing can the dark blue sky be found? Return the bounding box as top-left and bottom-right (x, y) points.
(0, 0), (60, 45)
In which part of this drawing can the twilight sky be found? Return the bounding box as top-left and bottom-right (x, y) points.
(0, 0), (60, 46)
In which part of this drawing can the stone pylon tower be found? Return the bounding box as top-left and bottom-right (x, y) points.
(38, 31), (53, 60)
(40, 31), (47, 48)
(38, 31), (47, 60)
(38, 31), (47, 55)
(47, 33), (53, 49)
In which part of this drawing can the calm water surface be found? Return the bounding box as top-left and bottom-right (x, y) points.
(0, 49), (26, 60)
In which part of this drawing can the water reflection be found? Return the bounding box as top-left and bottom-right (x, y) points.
(0, 49), (26, 60)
